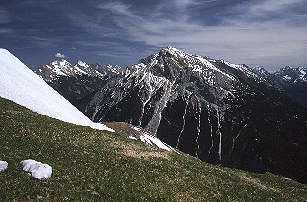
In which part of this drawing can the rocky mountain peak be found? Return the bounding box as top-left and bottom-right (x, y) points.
(281, 65), (292, 71)
(76, 60), (89, 68)
(50, 59), (71, 68)
(252, 67), (270, 77)
(254, 66), (268, 73)
(161, 46), (187, 58)
(131, 47), (237, 86)
(36, 59), (104, 81)
(274, 66), (307, 82)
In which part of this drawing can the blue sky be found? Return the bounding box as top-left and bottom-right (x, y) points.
(1, 0), (307, 71)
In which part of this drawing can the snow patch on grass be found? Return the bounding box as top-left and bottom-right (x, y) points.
(21, 159), (52, 179)
(0, 161), (8, 172)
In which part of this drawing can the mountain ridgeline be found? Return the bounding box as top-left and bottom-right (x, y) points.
(35, 46), (307, 183)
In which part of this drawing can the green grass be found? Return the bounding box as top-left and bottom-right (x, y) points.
(0, 97), (306, 201)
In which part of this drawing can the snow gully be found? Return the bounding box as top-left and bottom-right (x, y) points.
(195, 102), (202, 158)
(176, 92), (192, 149)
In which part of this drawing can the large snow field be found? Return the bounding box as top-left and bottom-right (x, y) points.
(0, 49), (113, 132)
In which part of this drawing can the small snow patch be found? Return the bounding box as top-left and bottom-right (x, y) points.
(133, 127), (173, 151)
(128, 136), (137, 140)
(21, 159), (52, 179)
(77, 60), (88, 67)
(283, 75), (291, 80)
(0, 161), (8, 172)
(55, 52), (65, 58)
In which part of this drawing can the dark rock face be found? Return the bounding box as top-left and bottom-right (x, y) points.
(46, 75), (108, 112)
(253, 66), (307, 108)
(35, 47), (306, 183)
(272, 67), (307, 107)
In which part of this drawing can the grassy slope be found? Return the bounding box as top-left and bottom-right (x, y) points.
(0, 97), (306, 201)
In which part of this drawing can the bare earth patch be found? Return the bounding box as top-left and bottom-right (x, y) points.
(102, 122), (140, 138)
(119, 150), (169, 160)
(239, 174), (279, 192)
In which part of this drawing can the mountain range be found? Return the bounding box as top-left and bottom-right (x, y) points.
(36, 47), (307, 109)
(1, 48), (306, 200)
(34, 46), (306, 183)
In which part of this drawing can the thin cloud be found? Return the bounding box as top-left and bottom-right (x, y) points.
(76, 41), (126, 48)
(18, 0), (60, 7)
(96, 52), (131, 58)
(246, 0), (305, 14)
(0, 28), (12, 34)
(55, 52), (65, 58)
(68, 12), (120, 37)
(0, 8), (11, 23)
(97, 0), (307, 67)
(98, 2), (134, 17)
(172, 0), (201, 10)
(29, 36), (59, 48)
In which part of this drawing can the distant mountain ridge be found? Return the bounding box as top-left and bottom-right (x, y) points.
(36, 59), (125, 82)
(36, 51), (306, 108)
(252, 66), (307, 107)
(35, 46), (306, 183)
(35, 60), (125, 110)
(275, 66), (307, 82)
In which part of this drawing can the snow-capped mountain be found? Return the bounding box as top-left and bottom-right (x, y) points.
(272, 66), (307, 107)
(35, 46), (306, 183)
(251, 66), (307, 107)
(35, 60), (126, 110)
(0, 49), (113, 132)
(35, 59), (107, 81)
(274, 66), (307, 83)
(91, 63), (125, 76)
(77, 46), (305, 180)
